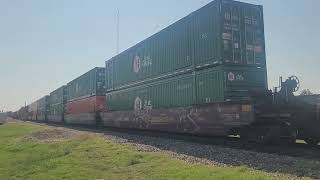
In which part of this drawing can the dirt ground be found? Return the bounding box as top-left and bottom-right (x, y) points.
(27, 127), (90, 142)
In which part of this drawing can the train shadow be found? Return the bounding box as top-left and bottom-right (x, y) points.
(44, 122), (320, 179)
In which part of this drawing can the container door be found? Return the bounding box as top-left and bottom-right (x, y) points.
(220, 1), (266, 65)
(221, 3), (241, 64)
(243, 5), (265, 65)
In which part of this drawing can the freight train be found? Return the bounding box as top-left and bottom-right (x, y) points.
(11, 0), (320, 145)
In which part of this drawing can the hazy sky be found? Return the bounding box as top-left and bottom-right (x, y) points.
(1, 0), (319, 111)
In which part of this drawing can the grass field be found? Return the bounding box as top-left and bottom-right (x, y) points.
(0, 122), (290, 180)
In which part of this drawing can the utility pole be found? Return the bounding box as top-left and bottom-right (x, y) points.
(116, 8), (120, 55)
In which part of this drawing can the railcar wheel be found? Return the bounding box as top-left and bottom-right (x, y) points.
(305, 138), (319, 146)
(240, 128), (270, 144)
(95, 114), (103, 127)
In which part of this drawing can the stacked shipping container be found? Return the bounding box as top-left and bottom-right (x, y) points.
(48, 86), (67, 123)
(107, 66), (266, 111)
(18, 106), (29, 120)
(36, 96), (49, 121)
(28, 102), (38, 121)
(21, 0), (267, 134)
(105, 0), (267, 112)
(65, 67), (106, 125)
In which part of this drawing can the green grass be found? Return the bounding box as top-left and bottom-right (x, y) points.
(0, 122), (281, 180)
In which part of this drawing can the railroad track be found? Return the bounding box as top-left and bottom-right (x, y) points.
(32, 120), (320, 161)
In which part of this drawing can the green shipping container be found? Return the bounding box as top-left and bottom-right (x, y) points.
(36, 96), (49, 121)
(28, 101), (38, 121)
(106, 16), (193, 91)
(196, 65), (267, 104)
(106, 0), (266, 91)
(67, 67), (106, 102)
(107, 66), (267, 111)
(107, 73), (194, 111)
(49, 86), (67, 105)
(193, 0), (265, 67)
(48, 86), (67, 121)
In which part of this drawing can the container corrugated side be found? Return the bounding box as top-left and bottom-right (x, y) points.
(106, 0), (266, 91)
(67, 67), (105, 101)
(48, 86), (67, 122)
(28, 102), (38, 121)
(107, 65), (267, 111)
(192, 1), (222, 68)
(48, 103), (64, 122)
(29, 102), (38, 112)
(36, 96), (49, 121)
(65, 96), (106, 114)
(107, 16), (193, 91)
(107, 73), (194, 111)
(18, 106), (29, 120)
(106, 0), (265, 91)
(196, 65), (267, 104)
(65, 96), (105, 125)
(49, 86), (66, 106)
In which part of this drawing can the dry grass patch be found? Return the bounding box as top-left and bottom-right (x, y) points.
(28, 128), (84, 142)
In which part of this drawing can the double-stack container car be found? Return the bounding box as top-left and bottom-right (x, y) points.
(48, 86), (67, 123)
(17, 106), (29, 121)
(14, 0), (319, 145)
(65, 67), (106, 125)
(28, 102), (38, 121)
(106, 0), (266, 91)
(101, 0), (267, 136)
(36, 96), (49, 122)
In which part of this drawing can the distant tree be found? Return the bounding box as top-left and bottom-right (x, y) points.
(300, 89), (313, 96)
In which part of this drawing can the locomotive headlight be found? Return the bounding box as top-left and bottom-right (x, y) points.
(241, 105), (252, 112)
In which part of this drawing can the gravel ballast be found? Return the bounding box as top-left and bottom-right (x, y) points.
(26, 121), (320, 179)
(100, 130), (320, 179)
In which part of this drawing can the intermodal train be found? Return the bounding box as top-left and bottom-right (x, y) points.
(11, 0), (320, 145)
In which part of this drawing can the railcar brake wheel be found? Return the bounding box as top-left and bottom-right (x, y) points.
(289, 75), (300, 92)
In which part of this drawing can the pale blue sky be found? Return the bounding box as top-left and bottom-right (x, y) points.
(1, 0), (319, 111)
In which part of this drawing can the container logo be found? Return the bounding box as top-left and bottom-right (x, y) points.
(236, 74), (244, 81)
(142, 56), (153, 67)
(228, 72), (235, 81)
(228, 72), (245, 81)
(134, 97), (142, 111)
(133, 55), (141, 73)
